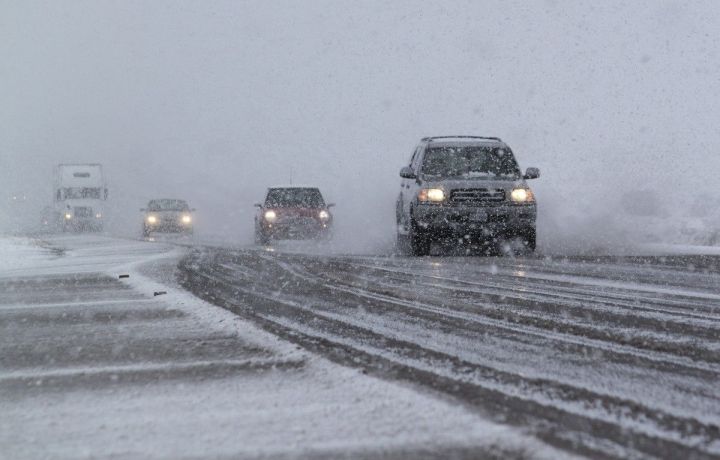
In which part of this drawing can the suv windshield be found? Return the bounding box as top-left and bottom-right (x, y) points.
(266, 188), (325, 208)
(421, 146), (520, 179)
(147, 199), (190, 211)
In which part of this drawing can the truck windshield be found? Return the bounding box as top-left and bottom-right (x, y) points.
(421, 146), (521, 179)
(265, 188), (325, 208)
(62, 188), (102, 199)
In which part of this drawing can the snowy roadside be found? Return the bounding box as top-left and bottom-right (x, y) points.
(0, 235), (572, 459)
(636, 243), (720, 256)
(0, 236), (63, 272)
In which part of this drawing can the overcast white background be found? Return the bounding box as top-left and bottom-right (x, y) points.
(2, 0), (720, 252)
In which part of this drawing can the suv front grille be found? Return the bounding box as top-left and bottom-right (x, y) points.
(74, 207), (93, 218)
(450, 188), (505, 204)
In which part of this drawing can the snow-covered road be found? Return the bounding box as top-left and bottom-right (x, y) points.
(0, 236), (564, 460)
(179, 245), (720, 459)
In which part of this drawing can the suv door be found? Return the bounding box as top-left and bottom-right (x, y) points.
(398, 146), (418, 231)
(399, 144), (424, 230)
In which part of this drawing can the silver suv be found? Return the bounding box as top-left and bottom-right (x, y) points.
(396, 136), (539, 255)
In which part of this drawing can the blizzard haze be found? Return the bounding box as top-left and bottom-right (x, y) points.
(2, 0), (720, 253)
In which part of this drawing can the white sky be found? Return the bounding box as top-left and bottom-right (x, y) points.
(2, 0), (720, 248)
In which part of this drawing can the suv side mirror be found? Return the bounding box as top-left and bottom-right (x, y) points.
(190, 208), (197, 212)
(524, 167), (540, 180)
(140, 208), (146, 212)
(399, 166), (417, 179)
(254, 203), (262, 208)
(327, 203), (336, 208)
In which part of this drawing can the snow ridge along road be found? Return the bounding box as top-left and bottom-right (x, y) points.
(178, 246), (720, 459)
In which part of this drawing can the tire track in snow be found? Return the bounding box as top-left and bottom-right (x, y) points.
(178, 248), (720, 459)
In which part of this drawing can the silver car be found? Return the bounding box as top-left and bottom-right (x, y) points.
(141, 199), (195, 237)
(396, 136), (539, 255)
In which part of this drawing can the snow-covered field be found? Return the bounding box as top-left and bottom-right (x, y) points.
(0, 235), (565, 459)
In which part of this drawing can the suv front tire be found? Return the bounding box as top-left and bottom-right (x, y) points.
(397, 217), (431, 256)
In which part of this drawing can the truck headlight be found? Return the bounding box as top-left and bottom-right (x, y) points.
(319, 210), (330, 220)
(264, 210), (277, 222)
(418, 188), (445, 203)
(510, 188), (534, 203)
(181, 215), (192, 224)
(64, 213), (72, 220)
(147, 215), (157, 224)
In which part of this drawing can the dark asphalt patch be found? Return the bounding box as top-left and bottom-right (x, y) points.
(0, 274), (145, 306)
(0, 358), (305, 393)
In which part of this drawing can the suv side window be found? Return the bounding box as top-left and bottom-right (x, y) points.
(410, 145), (424, 172)
(408, 146), (419, 167)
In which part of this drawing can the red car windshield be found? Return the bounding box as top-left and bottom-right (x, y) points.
(265, 188), (325, 208)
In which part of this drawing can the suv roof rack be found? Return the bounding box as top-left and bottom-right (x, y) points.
(422, 136), (502, 142)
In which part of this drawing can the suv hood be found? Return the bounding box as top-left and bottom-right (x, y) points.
(421, 178), (527, 192)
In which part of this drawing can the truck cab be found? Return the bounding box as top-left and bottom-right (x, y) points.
(54, 164), (107, 232)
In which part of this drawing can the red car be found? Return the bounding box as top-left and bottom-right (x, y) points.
(255, 187), (334, 244)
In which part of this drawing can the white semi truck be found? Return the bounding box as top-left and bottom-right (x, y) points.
(53, 164), (107, 232)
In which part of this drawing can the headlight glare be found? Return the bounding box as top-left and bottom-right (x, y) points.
(510, 188), (534, 203)
(147, 215), (157, 224)
(264, 210), (277, 222)
(319, 210), (330, 220)
(418, 188), (445, 203)
(181, 215), (192, 224)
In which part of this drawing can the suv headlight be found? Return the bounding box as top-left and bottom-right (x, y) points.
(418, 188), (446, 203)
(147, 215), (157, 224)
(181, 215), (192, 224)
(319, 210), (330, 220)
(510, 188), (534, 203)
(64, 213), (72, 220)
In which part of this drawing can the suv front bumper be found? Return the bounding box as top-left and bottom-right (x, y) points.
(259, 220), (331, 240)
(412, 203), (536, 237)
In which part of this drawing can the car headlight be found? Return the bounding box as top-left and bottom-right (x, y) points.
(319, 210), (330, 220)
(64, 213), (72, 220)
(95, 213), (102, 219)
(181, 215), (192, 224)
(510, 188), (534, 203)
(264, 210), (277, 222)
(147, 215), (157, 224)
(418, 188), (445, 203)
